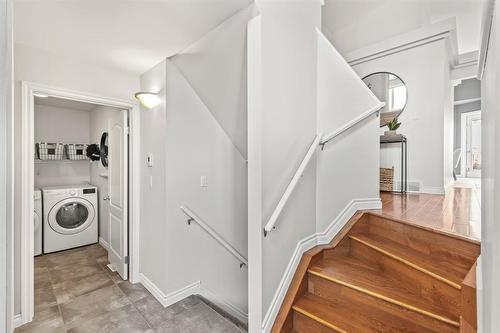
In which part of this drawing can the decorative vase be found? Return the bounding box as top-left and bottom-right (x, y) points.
(384, 130), (397, 136)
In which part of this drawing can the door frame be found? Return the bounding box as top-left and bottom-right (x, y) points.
(18, 81), (141, 326)
(460, 110), (481, 178)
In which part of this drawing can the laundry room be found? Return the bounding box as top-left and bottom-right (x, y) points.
(33, 94), (125, 275)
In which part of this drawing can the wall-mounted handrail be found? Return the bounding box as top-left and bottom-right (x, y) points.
(180, 205), (248, 268)
(263, 134), (323, 237)
(320, 102), (386, 149)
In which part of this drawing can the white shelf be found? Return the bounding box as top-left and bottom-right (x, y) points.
(34, 159), (90, 164)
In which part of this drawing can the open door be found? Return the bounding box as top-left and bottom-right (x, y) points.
(107, 110), (129, 280)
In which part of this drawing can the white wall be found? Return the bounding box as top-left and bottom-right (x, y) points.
(13, 43), (139, 315)
(169, 3), (257, 158)
(33, 103), (91, 188)
(138, 56), (249, 309)
(480, 1), (500, 330)
(443, 65), (454, 190)
(315, 31), (381, 232)
(257, 1), (321, 324)
(248, 4), (383, 332)
(138, 60), (169, 293)
(164, 58), (248, 311)
(352, 40), (452, 194)
(138, 4), (252, 319)
(1, 0), (14, 331)
(89, 105), (121, 246)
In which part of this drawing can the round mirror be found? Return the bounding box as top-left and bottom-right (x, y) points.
(362, 72), (408, 127)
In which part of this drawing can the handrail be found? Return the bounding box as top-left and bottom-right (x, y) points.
(180, 205), (248, 268)
(263, 134), (323, 237)
(320, 102), (386, 149)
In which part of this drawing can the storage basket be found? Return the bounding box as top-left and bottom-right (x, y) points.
(65, 144), (88, 160)
(36, 142), (64, 160)
(380, 167), (394, 192)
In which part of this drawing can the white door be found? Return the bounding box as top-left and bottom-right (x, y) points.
(465, 113), (481, 178)
(107, 110), (129, 279)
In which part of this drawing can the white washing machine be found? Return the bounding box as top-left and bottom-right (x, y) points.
(34, 189), (42, 256)
(42, 184), (98, 253)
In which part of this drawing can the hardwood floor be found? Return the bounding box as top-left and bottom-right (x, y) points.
(272, 212), (481, 333)
(376, 181), (481, 240)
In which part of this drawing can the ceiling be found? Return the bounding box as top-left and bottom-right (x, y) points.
(34, 96), (102, 111)
(14, 0), (252, 75)
(322, 0), (487, 55)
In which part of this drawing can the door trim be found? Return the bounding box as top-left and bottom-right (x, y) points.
(460, 110), (481, 178)
(18, 81), (141, 327)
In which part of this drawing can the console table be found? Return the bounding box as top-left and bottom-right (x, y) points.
(380, 134), (407, 193)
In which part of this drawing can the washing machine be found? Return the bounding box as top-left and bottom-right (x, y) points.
(42, 184), (98, 253)
(34, 189), (42, 256)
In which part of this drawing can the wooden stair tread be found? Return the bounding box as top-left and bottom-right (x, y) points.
(293, 292), (457, 333)
(349, 233), (465, 288)
(309, 256), (459, 325)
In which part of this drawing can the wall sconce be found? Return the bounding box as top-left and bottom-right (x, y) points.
(134, 92), (160, 109)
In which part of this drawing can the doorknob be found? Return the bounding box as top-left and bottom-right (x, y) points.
(103, 196), (110, 201)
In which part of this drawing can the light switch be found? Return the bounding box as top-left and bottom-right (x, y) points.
(200, 176), (208, 187)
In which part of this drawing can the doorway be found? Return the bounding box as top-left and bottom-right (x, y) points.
(17, 82), (140, 327)
(461, 111), (481, 178)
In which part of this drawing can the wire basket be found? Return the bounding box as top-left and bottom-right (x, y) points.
(36, 142), (64, 160)
(380, 167), (394, 192)
(65, 144), (89, 160)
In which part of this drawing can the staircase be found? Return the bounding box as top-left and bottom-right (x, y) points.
(272, 212), (481, 333)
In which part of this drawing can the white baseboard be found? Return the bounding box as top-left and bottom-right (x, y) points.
(99, 237), (109, 250)
(199, 283), (248, 324)
(139, 273), (200, 307)
(139, 273), (248, 324)
(420, 186), (445, 195)
(13, 314), (23, 328)
(261, 198), (381, 333)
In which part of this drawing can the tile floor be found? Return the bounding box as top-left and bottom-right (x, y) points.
(376, 179), (481, 240)
(16, 244), (246, 333)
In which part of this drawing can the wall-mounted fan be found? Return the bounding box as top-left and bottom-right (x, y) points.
(100, 132), (108, 167)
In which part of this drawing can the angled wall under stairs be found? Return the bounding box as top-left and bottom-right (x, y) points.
(272, 212), (481, 333)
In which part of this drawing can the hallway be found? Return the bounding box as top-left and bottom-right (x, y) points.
(377, 181), (481, 240)
(15, 244), (245, 333)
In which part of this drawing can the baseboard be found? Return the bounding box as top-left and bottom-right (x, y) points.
(13, 314), (23, 328)
(98, 237), (109, 250)
(420, 186), (446, 195)
(139, 273), (200, 307)
(261, 198), (381, 333)
(139, 273), (248, 323)
(199, 284), (248, 324)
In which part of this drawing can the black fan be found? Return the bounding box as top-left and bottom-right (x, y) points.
(100, 132), (109, 167)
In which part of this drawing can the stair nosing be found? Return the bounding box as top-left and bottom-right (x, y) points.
(349, 235), (462, 290)
(308, 268), (460, 328)
(292, 304), (348, 333)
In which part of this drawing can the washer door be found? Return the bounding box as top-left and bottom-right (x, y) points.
(34, 210), (41, 232)
(48, 197), (95, 235)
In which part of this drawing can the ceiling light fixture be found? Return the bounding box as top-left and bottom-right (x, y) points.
(33, 92), (49, 98)
(134, 92), (160, 109)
